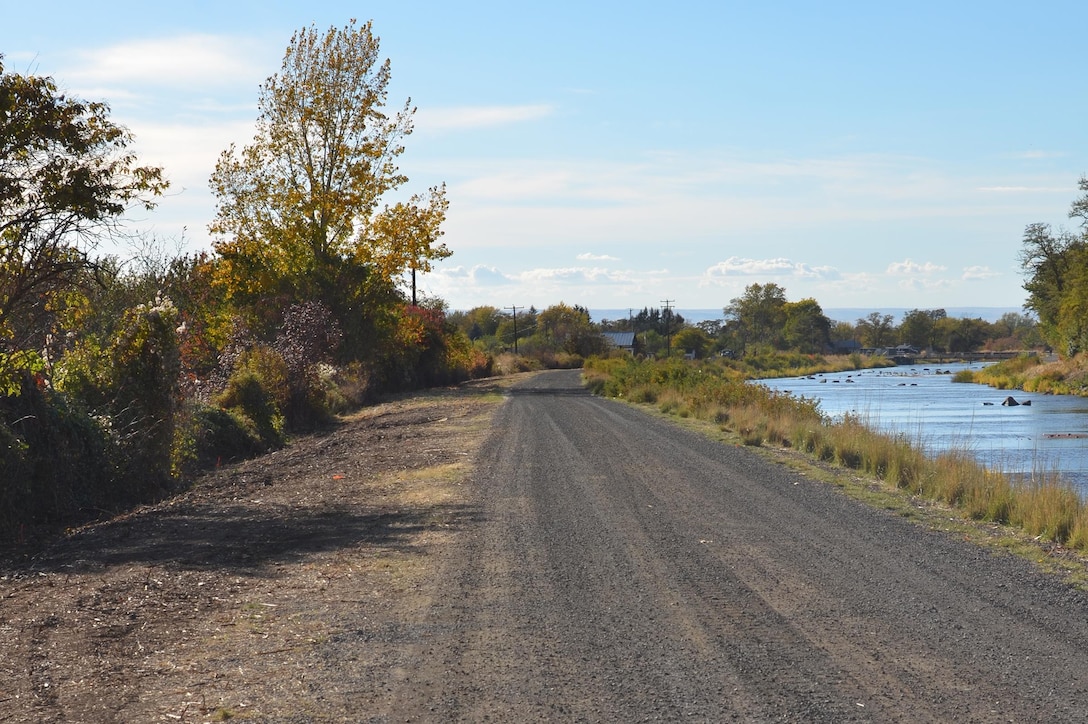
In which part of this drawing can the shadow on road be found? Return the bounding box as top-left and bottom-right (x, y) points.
(4, 500), (485, 577)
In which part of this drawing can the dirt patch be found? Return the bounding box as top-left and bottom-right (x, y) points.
(0, 376), (516, 722)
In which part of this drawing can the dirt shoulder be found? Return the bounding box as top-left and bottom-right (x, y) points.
(0, 376), (517, 722)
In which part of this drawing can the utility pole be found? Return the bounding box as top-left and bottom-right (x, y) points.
(661, 299), (675, 358)
(506, 305), (523, 354)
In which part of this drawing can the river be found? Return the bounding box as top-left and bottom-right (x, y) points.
(757, 363), (1088, 495)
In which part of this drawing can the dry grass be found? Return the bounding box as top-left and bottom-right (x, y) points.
(586, 357), (1088, 552)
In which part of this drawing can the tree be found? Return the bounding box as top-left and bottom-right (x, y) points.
(1019, 222), (1080, 351)
(495, 306), (537, 351)
(898, 308), (946, 350)
(209, 20), (448, 354)
(935, 316), (989, 354)
(1017, 177), (1088, 357)
(631, 307), (686, 336)
(856, 312), (896, 348)
(830, 320), (857, 349)
(781, 298), (831, 353)
(0, 56), (167, 372)
(673, 326), (711, 358)
(536, 303), (604, 357)
(988, 311), (1040, 350)
(449, 305), (503, 340)
(367, 187), (450, 305)
(724, 283), (788, 352)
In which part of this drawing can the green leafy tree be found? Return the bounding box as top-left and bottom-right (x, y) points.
(631, 307), (685, 336)
(724, 283), (788, 352)
(1016, 177), (1088, 356)
(782, 298), (831, 353)
(856, 312), (896, 348)
(535, 303), (605, 357)
(495, 306), (537, 351)
(898, 308), (946, 350)
(1019, 222), (1080, 352)
(0, 56), (167, 377)
(988, 312), (1040, 350)
(829, 320), (857, 350)
(673, 326), (712, 358)
(209, 20), (448, 357)
(935, 316), (989, 354)
(449, 305), (503, 340)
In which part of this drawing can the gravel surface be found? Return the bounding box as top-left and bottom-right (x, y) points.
(385, 369), (1088, 722)
(5, 369), (1088, 722)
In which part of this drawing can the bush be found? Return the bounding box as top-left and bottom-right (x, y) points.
(175, 403), (271, 471)
(0, 417), (32, 536)
(0, 377), (115, 538)
(215, 347), (288, 450)
(275, 301), (342, 429)
(107, 298), (182, 494)
(951, 369), (976, 383)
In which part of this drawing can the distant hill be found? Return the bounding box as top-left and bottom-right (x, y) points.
(590, 307), (1028, 325)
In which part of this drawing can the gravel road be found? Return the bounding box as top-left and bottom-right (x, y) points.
(381, 369), (1088, 723)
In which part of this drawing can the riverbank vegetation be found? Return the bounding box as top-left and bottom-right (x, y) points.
(584, 356), (1088, 552)
(955, 353), (1088, 396)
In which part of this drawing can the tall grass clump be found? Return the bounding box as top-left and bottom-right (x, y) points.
(970, 353), (1041, 391)
(968, 353), (1088, 397)
(1008, 475), (1082, 543)
(725, 351), (893, 380)
(584, 355), (1088, 553)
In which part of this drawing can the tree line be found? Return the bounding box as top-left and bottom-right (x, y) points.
(448, 291), (1040, 362)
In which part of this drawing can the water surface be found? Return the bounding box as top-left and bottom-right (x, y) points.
(757, 363), (1088, 494)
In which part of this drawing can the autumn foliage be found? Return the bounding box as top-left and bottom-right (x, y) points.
(0, 26), (480, 541)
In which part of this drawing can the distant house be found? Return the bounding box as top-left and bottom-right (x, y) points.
(601, 331), (636, 354)
(832, 339), (861, 354)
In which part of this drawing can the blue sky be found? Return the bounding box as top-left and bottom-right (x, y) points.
(4, 1), (1086, 315)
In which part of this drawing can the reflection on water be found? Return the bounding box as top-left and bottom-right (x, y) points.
(757, 363), (1088, 495)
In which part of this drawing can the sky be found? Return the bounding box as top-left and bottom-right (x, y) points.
(4, 1), (1087, 317)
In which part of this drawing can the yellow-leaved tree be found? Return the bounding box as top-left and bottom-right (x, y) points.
(209, 19), (450, 358)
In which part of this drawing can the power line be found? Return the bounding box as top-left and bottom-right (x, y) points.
(506, 305), (523, 354)
(661, 299), (675, 358)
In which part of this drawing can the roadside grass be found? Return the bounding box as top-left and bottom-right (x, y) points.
(584, 356), (1088, 579)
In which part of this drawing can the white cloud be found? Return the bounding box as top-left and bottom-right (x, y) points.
(962, 265), (1000, 280)
(703, 257), (839, 280)
(517, 266), (631, 285)
(416, 104), (554, 132)
(706, 257), (797, 275)
(63, 35), (269, 93)
(577, 252), (619, 261)
(886, 259), (946, 276)
(431, 264), (515, 285)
